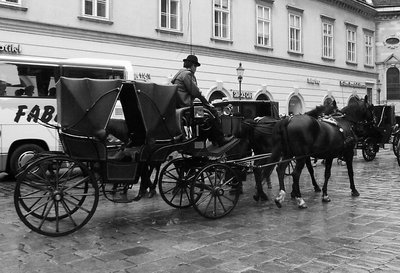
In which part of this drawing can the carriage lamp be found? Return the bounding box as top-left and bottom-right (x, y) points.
(236, 62), (245, 100)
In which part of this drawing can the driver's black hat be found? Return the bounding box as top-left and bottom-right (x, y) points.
(183, 55), (201, 67)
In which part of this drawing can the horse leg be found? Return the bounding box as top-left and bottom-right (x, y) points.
(253, 165), (269, 202)
(148, 163), (160, 198)
(305, 157), (321, 192)
(344, 153), (359, 197)
(274, 161), (288, 208)
(322, 158), (333, 202)
(291, 159), (307, 208)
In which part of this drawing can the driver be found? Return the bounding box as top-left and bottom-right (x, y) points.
(171, 54), (232, 146)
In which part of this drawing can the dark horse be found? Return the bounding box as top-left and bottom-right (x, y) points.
(269, 95), (375, 208)
(238, 100), (339, 202)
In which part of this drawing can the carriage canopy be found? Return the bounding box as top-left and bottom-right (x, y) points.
(57, 77), (181, 143)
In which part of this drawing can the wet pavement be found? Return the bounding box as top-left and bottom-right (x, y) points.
(1, 150), (400, 273)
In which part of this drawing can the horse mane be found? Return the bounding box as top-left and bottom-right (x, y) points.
(305, 105), (326, 119)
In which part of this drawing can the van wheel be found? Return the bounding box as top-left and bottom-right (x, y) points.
(9, 144), (45, 177)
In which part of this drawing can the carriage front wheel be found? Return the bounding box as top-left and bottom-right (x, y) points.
(158, 157), (201, 208)
(190, 163), (240, 219)
(362, 137), (377, 161)
(14, 155), (99, 236)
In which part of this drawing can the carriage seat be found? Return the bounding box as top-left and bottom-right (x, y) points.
(108, 146), (143, 162)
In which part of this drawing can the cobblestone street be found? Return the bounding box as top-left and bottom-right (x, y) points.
(1, 150), (400, 273)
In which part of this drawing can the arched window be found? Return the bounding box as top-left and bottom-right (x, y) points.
(288, 95), (303, 115)
(348, 95), (359, 105)
(256, 93), (270, 100)
(387, 67), (400, 100)
(323, 96), (333, 106)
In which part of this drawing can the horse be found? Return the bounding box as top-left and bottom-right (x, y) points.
(236, 100), (339, 202)
(270, 95), (375, 208)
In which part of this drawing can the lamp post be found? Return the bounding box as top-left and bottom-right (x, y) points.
(377, 80), (382, 105)
(236, 62), (244, 100)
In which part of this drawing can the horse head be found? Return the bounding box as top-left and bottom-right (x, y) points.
(341, 95), (375, 124)
(305, 99), (339, 119)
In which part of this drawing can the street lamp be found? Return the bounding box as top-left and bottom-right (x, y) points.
(236, 62), (244, 100)
(377, 80), (382, 105)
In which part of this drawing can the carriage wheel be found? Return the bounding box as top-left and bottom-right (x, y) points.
(158, 158), (200, 208)
(362, 137), (377, 161)
(14, 155), (99, 237)
(393, 134), (400, 156)
(190, 163), (240, 219)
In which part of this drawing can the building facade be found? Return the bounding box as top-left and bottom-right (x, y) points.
(0, 0), (381, 114)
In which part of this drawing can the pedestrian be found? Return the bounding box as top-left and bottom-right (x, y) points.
(171, 54), (232, 146)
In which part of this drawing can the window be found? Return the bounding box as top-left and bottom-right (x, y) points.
(346, 27), (357, 63)
(83, 0), (109, 19)
(289, 13), (301, 52)
(364, 32), (373, 66)
(213, 0), (230, 40)
(160, 0), (180, 31)
(322, 22), (334, 58)
(256, 5), (271, 47)
(387, 67), (400, 100)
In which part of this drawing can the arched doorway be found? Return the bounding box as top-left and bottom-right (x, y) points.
(256, 93), (270, 100)
(208, 90), (227, 103)
(288, 95), (303, 115)
(348, 95), (359, 105)
(387, 67), (400, 100)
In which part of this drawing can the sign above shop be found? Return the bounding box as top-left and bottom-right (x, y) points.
(232, 90), (252, 99)
(134, 72), (151, 81)
(340, 80), (366, 88)
(307, 78), (320, 85)
(0, 43), (21, 54)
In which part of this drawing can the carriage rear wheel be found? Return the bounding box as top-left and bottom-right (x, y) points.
(158, 158), (201, 208)
(362, 137), (377, 161)
(14, 155), (99, 237)
(190, 163), (240, 219)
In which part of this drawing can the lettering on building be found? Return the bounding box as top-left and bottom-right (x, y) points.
(307, 78), (320, 85)
(233, 90), (252, 99)
(0, 43), (21, 54)
(339, 80), (366, 88)
(134, 72), (151, 81)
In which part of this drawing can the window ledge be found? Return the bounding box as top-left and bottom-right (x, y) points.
(155, 28), (183, 36)
(322, 56), (335, 62)
(255, 45), (273, 51)
(364, 64), (375, 69)
(210, 37), (233, 44)
(0, 3), (27, 11)
(77, 16), (113, 25)
(287, 50), (303, 57)
(346, 61), (358, 66)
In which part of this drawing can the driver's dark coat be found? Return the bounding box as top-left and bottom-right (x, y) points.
(171, 68), (202, 108)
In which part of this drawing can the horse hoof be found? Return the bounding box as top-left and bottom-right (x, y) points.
(148, 190), (156, 198)
(253, 195), (260, 202)
(322, 195), (331, 202)
(351, 190), (360, 197)
(274, 199), (282, 208)
(260, 194), (269, 202)
(298, 203), (308, 209)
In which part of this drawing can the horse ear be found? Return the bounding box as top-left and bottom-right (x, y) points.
(332, 100), (337, 108)
(364, 95), (368, 103)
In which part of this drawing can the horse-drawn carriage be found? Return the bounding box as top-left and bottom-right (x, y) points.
(14, 77), (257, 236)
(357, 104), (399, 161)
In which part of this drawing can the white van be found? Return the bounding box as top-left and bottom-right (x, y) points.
(0, 56), (134, 176)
